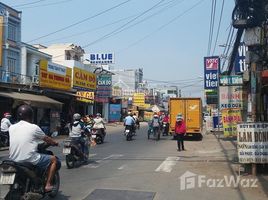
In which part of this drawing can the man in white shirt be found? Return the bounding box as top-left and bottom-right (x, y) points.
(9, 105), (59, 192)
(0, 112), (12, 145)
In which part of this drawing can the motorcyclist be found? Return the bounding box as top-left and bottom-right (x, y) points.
(124, 112), (135, 133)
(0, 112), (12, 145)
(150, 113), (161, 136)
(162, 113), (170, 136)
(93, 113), (106, 135)
(133, 113), (140, 130)
(69, 113), (89, 161)
(8, 104), (60, 192)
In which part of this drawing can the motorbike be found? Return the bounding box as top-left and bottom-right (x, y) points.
(124, 125), (133, 141)
(0, 131), (9, 147)
(162, 122), (169, 136)
(0, 142), (60, 200)
(91, 128), (105, 144)
(63, 135), (89, 169)
(147, 123), (160, 141)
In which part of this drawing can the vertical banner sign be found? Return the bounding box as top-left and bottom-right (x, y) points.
(109, 104), (121, 122)
(204, 56), (220, 89)
(237, 123), (268, 163)
(222, 109), (242, 137)
(234, 42), (248, 74)
(0, 16), (4, 67)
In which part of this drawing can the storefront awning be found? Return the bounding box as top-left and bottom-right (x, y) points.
(0, 91), (63, 109)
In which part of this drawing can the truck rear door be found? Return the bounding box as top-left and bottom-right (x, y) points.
(186, 99), (201, 133)
(169, 99), (185, 132)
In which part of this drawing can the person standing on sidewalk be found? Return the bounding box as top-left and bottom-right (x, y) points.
(174, 113), (186, 151)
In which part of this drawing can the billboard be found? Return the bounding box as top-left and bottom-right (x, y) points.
(39, 60), (72, 90)
(73, 67), (96, 90)
(222, 109), (242, 137)
(204, 56), (220, 89)
(234, 43), (248, 74)
(220, 75), (243, 86)
(0, 16), (4, 67)
(219, 86), (247, 110)
(133, 93), (145, 106)
(237, 123), (268, 163)
(88, 53), (114, 64)
(109, 104), (121, 122)
(76, 91), (94, 104)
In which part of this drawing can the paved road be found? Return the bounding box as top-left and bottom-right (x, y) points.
(0, 123), (267, 200)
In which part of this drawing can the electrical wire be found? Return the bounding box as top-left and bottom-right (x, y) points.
(207, 0), (216, 56)
(212, 0), (225, 55)
(18, 0), (73, 9)
(12, 0), (47, 7)
(117, 0), (205, 53)
(26, 0), (132, 43)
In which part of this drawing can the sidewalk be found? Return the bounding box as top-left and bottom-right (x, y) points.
(177, 131), (268, 199)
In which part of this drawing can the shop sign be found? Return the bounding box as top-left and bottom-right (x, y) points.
(220, 75), (243, 86)
(88, 53), (114, 64)
(73, 67), (96, 90)
(222, 109), (242, 137)
(76, 91), (94, 104)
(0, 16), (3, 67)
(96, 75), (112, 98)
(39, 60), (72, 90)
(219, 86), (247, 110)
(133, 93), (145, 106)
(204, 56), (220, 89)
(112, 87), (122, 97)
(237, 123), (268, 163)
(109, 104), (121, 122)
(234, 42), (248, 74)
(97, 75), (112, 86)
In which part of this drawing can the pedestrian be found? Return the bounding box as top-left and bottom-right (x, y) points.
(0, 112), (12, 146)
(174, 113), (186, 151)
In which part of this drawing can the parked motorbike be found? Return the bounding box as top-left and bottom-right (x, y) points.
(0, 142), (60, 200)
(91, 128), (105, 144)
(63, 136), (89, 169)
(0, 131), (9, 147)
(125, 125), (133, 141)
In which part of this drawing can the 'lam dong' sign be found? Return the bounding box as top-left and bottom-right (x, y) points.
(237, 123), (268, 163)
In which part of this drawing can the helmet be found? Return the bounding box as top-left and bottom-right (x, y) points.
(4, 112), (11, 118)
(17, 105), (33, 121)
(176, 113), (183, 121)
(73, 113), (81, 121)
(127, 112), (131, 115)
(96, 113), (101, 117)
(154, 114), (158, 118)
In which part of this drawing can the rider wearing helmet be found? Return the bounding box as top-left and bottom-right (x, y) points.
(69, 113), (89, 160)
(9, 104), (60, 192)
(93, 113), (106, 133)
(124, 112), (135, 133)
(1, 112), (12, 145)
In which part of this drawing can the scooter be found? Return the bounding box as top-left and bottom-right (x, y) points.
(91, 128), (105, 144)
(124, 125), (133, 141)
(162, 122), (169, 136)
(63, 136), (89, 169)
(0, 142), (60, 200)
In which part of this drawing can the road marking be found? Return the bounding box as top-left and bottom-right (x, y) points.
(155, 157), (180, 173)
(118, 164), (127, 170)
(84, 154), (123, 169)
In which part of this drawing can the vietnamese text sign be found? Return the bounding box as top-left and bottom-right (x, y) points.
(73, 67), (96, 90)
(235, 42), (248, 74)
(133, 93), (145, 106)
(39, 60), (72, 90)
(220, 86), (247, 110)
(237, 123), (268, 163)
(76, 91), (94, 104)
(88, 53), (114, 64)
(222, 109), (242, 137)
(204, 56), (219, 89)
(220, 75), (243, 86)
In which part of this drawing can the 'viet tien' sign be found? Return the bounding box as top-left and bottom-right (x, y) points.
(204, 56), (219, 89)
(237, 123), (268, 163)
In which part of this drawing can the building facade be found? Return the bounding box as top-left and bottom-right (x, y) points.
(0, 2), (21, 83)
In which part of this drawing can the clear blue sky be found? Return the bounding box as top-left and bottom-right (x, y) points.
(3, 0), (235, 97)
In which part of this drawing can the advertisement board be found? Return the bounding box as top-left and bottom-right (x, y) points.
(133, 93), (145, 106)
(39, 60), (72, 90)
(234, 42), (248, 74)
(204, 56), (220, 90)
(220, 75), (243, 86)
(219, 86), (247, 110)
(73, 67), (96, 90)
(222, 109), (242, 137)
(76, 91), (94, 104)
(109, 104), (121, 122)
(87, 53), (114, 64)
(0, 16), (3, 67)
(237, 123), (268, 163)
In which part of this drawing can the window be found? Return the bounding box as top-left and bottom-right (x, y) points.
(66, 51), (71, 60)
(7, 57), (16, 73)
(8, 23), (17, 41)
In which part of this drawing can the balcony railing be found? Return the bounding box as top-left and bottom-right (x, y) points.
(0, 69), (38, 86)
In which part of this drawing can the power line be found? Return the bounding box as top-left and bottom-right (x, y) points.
(117, 0), (205, 53)
(26, 0), (132, 43)
(12, 0), (47, 7)
(212, 0), (225, 55)
(81, 0), (167, 49)
(207, 0), (216, 56)
(18, 0), (73, 9)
